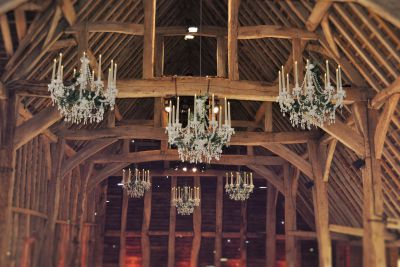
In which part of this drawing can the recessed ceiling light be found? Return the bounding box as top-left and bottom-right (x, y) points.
(192, 167), (197, 173)
(258, 186), (267, 189)
(184, 34), (195, 40)
(188, 26), (198, 33)
(182, 166), (188, 172)
(220, 258), (228, 262)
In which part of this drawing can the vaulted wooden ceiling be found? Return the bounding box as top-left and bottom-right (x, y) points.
(0, 0), (399, 267)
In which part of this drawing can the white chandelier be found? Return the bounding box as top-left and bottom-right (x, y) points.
(166, 94), (235, 163)
(225, 172), (254, 201)
(48, 52), (118, 124)
(121, 168), (151, 198)
(277, 60), (346, 130)
(171, 186), (200, 215)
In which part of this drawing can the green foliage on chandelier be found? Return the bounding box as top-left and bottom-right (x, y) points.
(56, 72), (110, 111)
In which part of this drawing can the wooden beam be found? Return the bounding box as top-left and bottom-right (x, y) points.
(141, 175), (152, 267)
(320, 15), (340, 58)
(262, 144), (313, 179)
(370, 77), (400, 109)
(59, 0), (76, 25)
(238, 25), (318, 40)
(190, 176), (201, 267)
(67, 22), (144, 35)
(88, 163), (129, 191)
(0, 0), (28, 13)
(14, 8), (27, 41)
(329, 224), (363, 237)
(59, 125), (318, 144)
(228, 0), (240, 80)
(167, 177), (177, 267)
(356, 103), (387, 267)
(320, 118), (365, 156)
(308, 140), (332, 267)
(374, 94), (399, 159)
(214, 176), (223, 267)
(321, 139), (337, 182)
(306, 0), (333, 31)
(266, 182), (278, 267)
(11, 77), (366, 103)
(119, 190), (128, 267)
(13, 106), (61, 149)
(49, 38), (77, 51)
(284, 164), (299, 267)
(0, 14), (13, 56)
(142, 0), (156, 79)
(60, 138), (117, 178)
(240, 201), (247, 267)
(216, 36), (227, 77)
(157, 25), (226, 37)
(247, 165), (284, 193)
(0, 82), (5, 99)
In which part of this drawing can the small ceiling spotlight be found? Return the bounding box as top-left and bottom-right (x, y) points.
(117, 182), (123, 186)
(182, 166), (188, 172)
(188, 26), (198, 33)
(258, 186), (267, 189)
(131, 139), (135, 143)
(184, 34), (195, 40)
(192, 167), (198, 173)
(281, 220), (285, 225)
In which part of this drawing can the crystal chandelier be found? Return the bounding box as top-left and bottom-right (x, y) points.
(121, 168), (151, 198)
(225, 171), (254, 201)
(171, 186), (200, 215)
(277, 60), (346, 130)
(48, 52), (118, 124)
(166, 94), (235, 163)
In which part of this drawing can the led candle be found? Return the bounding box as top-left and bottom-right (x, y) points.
(250, 173), (253, 185)
(219, 105), (222, 128)
(336, 69), (339, 91)
(326, 60), (330, 86)
(194, 94), (197, 122)
(172, 105), (175, 126)
(108, 68), (111, 88)
(338, 65), (342, 90)
(278, 71), (282, 93)
(226, 173), (228, 186)
(230, 172), (233, 185)
(211, 94), (215, 123)
(58, 53), (62, 79)
(294, 61), (298, 87)
(61, 65), (64, 79)
(228, 102), (231, 126)
(286, 74), (289, 94)
(52, 59), (56, 80)
(281, 66), (285, 92)
(113, 63), (117, 86)
(98, 54), (102, 81)
(188, 108), (190, 122)
(176, 97), (180, 123)
(224, 97), (227, 125)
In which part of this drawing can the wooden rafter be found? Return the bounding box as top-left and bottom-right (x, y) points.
(238, 25), (318, 40)
(0, 0), (28, 13)
(370, 77), (400, 109)
(228, 0), (240, 80)
(306, 0), (333, 32)
(0, 14), (13, 56)
(142, 0), (156, 79)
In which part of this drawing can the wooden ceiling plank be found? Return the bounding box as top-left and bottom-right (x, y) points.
(305, 0), (333, 32)
(0, 14), (13, 56)
(374, 94), (400, 159)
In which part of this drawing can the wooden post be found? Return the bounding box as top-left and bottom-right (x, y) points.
(142, 0), (156, 79)
(141, 176), (152, 267)
(228, 0), (240, 80)
(292, 38), (304, 84)
(354, 102), (386, 267)
(167, 176), (177, 267)
(266, 182), (278, 267)
(0, 92), (17, 267)
(40, 137), (65, 267)
(214, 176), (223, 267)
(94, 182), (108, 267)
(119, 189), (128, 267)
(308, 140), (332, 267)
(217, 36), (227, 77)
(240, 201), (247, 267)
(155, 34), (164, 77)
(284, 163), (299, 267)
(190, 176), (202, 267)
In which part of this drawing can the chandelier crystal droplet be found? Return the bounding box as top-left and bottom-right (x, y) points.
(277, 60), (346, 130)
(166, 94), (235, 163)
(225, 172), (254, 201)
(48, 52), (118, 124)
(171, 186), (200, 215)
(121, 168), (151, 198)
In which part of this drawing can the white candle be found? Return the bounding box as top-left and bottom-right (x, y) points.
(58, 53), (62, 78)
(73, 68), (76, 77)
(278, 71), (282, 93)
(294, 61), (298, 87)
(281, 66), (285, 92)
(336, 69), (339, 91)
(176, 96), (180, 123)
(224, 97), (227, 125)
(168, 101), (172, 125)
(52, 59), (56, 80)
(98, 54), (102, 81)
(286, 74), (289, 93)
(172, 105), (175, 125)
(250, 173), (253, 185)
(211, 94), (215, 123)
(113, 63), (117, 86)
(108, 68), (111, 88)
(61, 65), (63, 79)
(219, 105), (222, 128)
(188, 108), (190, 122)
(324, 73), (327, 87)
(194, 94), (197, 122)
(226, 173), (228, 186)
(338, 65), (342, 90)
(228, 102), (231, 126)
(326, 60), (330, 85)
